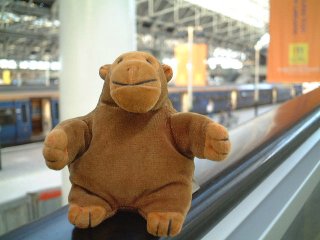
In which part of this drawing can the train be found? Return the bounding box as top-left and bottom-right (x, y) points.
(0, 85), (59, 146)
(0, 84), (302, 147)
(168, 83), (302, 114)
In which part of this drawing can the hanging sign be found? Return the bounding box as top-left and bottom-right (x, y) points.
(267, 0), (320, 83)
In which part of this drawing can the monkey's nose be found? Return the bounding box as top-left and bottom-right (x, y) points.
(127, 66), (138, 83)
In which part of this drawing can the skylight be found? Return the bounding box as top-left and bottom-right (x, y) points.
(185, 0), (269, 28)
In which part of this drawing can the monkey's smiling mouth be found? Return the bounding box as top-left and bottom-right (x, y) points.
(112, 79), (157, 86)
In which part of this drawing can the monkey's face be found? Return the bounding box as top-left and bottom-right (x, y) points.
(99, 52), (172, 113)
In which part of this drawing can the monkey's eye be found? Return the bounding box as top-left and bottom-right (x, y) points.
(146, 58), (152, 64)
(117, 58), (123, 64)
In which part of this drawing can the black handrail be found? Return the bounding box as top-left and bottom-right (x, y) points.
(1, 88), (319, 240)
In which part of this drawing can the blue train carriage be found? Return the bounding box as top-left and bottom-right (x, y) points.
(168, 87), (218, 114)
(168, 86), (234, 115)
(293, 84), (303, 97)
(235, 84), (274, 109)
(50, 98), (59, 128)
(192, 86), (234, 114)
(257, 84), (273, 105)
(234, 84), (255, 109)
(168, 87), (183, 112)
(274, 84), (294, 103)
(206, 89), (233, 113)
(28, 92), (60, 142)
(0, 87), (59, 146)
(166, 83), (298, 117)
(0, 99), (32, 145)
(191, 89), (210, 114)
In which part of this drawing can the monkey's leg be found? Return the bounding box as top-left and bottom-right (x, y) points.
(136, 183), (192, 237)
(68, 184), (116, 228)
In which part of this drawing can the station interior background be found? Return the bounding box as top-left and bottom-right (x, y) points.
(0, 0), (319, 238)
(1, 0), (269, 86)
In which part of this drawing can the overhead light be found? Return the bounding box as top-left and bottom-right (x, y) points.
(213, 47), (246, 60)
(208, 57), (243, 70)
(50, 62), (61, 71)
(53, 20), (60, 27)
(0, 59), (17, 69)
(19, 61), (29, 69)
(18, 60), (61, 70)
(254, 33), (270, 50)
(162, 58), (177, 67)
(22, 15), (36, 21)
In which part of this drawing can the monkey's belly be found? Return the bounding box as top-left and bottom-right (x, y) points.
(69, 141), (194, 207)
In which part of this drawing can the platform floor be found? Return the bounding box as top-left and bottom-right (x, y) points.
(0, 104), (278, 205)
(0, 143), (61, 204)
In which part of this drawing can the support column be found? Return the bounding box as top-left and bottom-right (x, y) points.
(59, 0), (136, 204)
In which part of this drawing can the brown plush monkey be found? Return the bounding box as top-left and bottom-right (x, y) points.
(43, 51), (230, 237)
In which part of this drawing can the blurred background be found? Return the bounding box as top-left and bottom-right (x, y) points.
(0, 0), (319, 238)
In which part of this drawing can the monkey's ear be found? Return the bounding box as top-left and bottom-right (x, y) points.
(99, 64), (111, 80)
(162, 64), (173, 82)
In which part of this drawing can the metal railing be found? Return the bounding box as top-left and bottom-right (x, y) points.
(0, 188), (62, 236)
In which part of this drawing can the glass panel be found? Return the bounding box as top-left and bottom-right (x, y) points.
(55, 102), (59, 120)
(0, 108), (16, 125)
(21, 104), (27, 123)
(281, 184), (320, 240)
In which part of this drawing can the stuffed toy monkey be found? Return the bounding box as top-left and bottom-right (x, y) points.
(43, 51), (230, 237)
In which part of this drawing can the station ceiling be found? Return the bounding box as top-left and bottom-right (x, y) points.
(0, 0), (268, 62)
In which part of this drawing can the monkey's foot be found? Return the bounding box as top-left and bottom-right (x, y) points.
(68, 204), (108, 228)
(147, 212), (184, 237)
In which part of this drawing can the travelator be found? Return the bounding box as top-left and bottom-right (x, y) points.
(1, 88), (319, 240)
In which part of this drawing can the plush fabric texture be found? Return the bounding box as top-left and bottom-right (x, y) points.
(43, 51), (231, 237)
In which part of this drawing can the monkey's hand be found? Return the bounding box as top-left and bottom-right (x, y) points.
(43, 129), (69, 170)
(203, 123), (231, 161)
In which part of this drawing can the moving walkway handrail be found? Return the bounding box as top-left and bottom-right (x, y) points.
(175, 89), (320, 240)
(1, 88), (319, 240)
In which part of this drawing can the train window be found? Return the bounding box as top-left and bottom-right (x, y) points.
(21, 104), (28, 123)
(55, 102), (59, 119)
(0, 108), (16, 125)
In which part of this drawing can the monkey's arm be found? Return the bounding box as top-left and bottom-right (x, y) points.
(170, 112), (230, 161)
(43, 113), (93, 170)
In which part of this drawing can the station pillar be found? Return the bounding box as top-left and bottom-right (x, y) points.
(59, 0), (136, 204)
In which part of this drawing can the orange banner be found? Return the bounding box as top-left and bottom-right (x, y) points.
(174, 44), (207, 86)
(267, 0), (320, 83)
